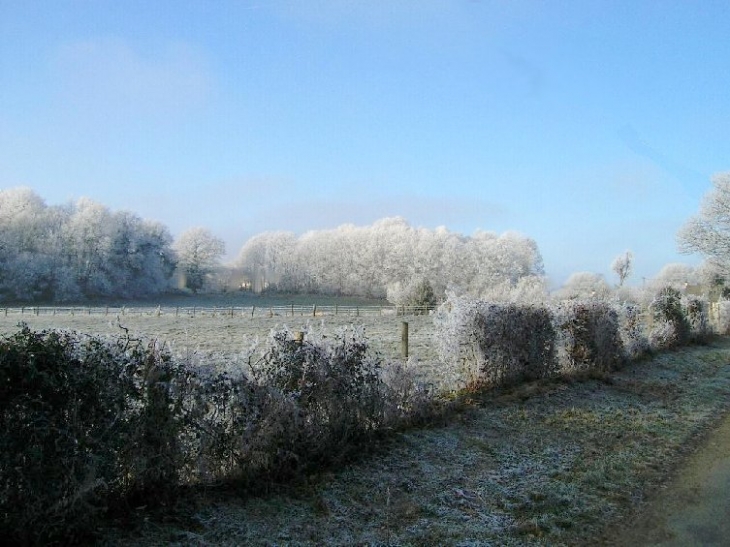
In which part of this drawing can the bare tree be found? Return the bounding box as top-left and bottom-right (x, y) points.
(611, 251), (633, 287)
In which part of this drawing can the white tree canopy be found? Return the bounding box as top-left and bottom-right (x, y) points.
(235, 217), (545, 298)
(677, 172), (730, 275)
(555, 271), (611, 300)
(173, 227), (225, 292)
(0, 188), (176, 301)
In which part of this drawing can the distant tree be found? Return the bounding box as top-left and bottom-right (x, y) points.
(174, 227), (225, 293)
(556, 272), (611, 300)
(650, 263), (696, 291)
(387, 277), (439, 312)
(235, 217), (545, 299)
(0, 189), (177, 302)
(611, 251), (633, 287)
(678, 171), (730, 276)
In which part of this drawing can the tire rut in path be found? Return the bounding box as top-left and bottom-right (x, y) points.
(611, 411), (730, 546)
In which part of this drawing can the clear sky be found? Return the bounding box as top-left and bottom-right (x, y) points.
(1, 1), (729, 287)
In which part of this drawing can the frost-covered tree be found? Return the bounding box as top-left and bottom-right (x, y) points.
(386, 277), (438, 312)
(235, 218), (544, 299)
(555, 272), (612, 300)
(649, 263), (696, 291)
(611, 251), (633, 287)
(237, 231), (299, 292)
(678, 171), (730, 276)
(173, 227), (225, 293)
(0, 188), (58, 300)
(0, 188), (176, 301)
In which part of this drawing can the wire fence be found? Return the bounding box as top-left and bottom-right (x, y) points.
(1, 304), (436, 319)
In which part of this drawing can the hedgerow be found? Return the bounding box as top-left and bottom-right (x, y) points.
(617, 302), (651, 360)
(0, 324), (432, 544)
(554, 300), (626, 374)
(1, 287), (720, 544)
(434, 295), (558, 390)
(0, 326), (188, 544)
(648, 286), (690, 349)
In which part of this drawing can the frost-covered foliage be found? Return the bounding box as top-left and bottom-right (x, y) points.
(434, 294), (557, 390)
(611, 251), (633, 287)
(683, 295), (711, 343)
(0, 188), (176, 302)
(678, 171), (730, 276)
(387, 277), (438, 312)
(554, 301), (626, 373)
(616, 302), (650, 360)
(713, 300), (730, 334)
(477, 275), (549, 303)
(236, 218), (544, 298)
(649, 287), (691, 349)
(0, 327), (188, 544)
(250, 327), (386, 460)
(648, 263), (696, 292)
(554, 271), (612, 300)
(0, 324), (433, 544)
(173, 227), (226, 293)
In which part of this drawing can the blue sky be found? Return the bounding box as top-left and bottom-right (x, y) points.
(1, 0), (729, 287)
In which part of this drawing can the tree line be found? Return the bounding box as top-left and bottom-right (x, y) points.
(4, 171), (730, 303)
(0, 188), (224, 302)
(235, 217), (545, 299)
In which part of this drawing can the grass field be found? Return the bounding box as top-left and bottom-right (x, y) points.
(0, 296), (442, 381)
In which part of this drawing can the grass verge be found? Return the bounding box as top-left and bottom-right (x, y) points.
(99, 338), (730, 546)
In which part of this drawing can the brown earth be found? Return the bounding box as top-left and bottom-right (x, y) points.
(612, 411), (730, 546)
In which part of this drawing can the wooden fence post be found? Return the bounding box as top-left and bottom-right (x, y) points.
(401, 321), (409, 359)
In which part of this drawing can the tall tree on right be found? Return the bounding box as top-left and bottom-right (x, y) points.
(678, 172), (730, 276)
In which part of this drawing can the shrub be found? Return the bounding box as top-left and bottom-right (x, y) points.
(0, 323), (435, 543)
(617, 302), (650, 360)
(683, 295), (711, 343)
(649, 287), (690, 349)
(0, 326), (186, 544)
(554, 301), (626, 374)
(713, 300), (730, 335)
(251, 326), (387, 467)
(434, 294), (558, 390)
(185, 369), (299, 484)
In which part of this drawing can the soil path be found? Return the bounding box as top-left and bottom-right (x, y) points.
(612, 411), (730, 546)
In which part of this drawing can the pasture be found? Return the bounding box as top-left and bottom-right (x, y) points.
(0, 296), (441, 377)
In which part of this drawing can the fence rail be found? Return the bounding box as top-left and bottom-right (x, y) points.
(1, 304), (436, 319)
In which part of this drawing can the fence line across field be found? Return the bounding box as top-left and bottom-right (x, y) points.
(2, 304), (435, 318)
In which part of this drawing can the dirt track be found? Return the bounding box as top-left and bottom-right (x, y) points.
(612, 411), (730, 546)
